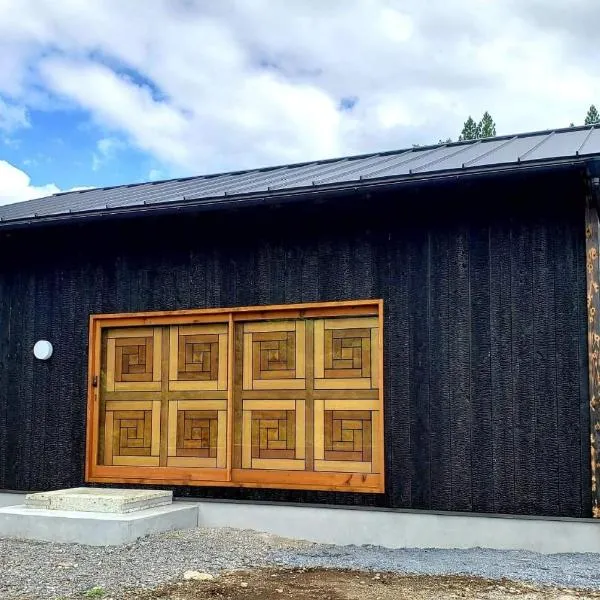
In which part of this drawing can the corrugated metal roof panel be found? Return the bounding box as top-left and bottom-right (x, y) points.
(579, 127), (600, 155)
(522, 129), (589, 161)
(1, 125), (599, 226)
(462, 135), (544, 168)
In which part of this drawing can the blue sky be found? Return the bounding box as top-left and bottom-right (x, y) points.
(0, 0), (598, 205)
(2, 109), (156, 190)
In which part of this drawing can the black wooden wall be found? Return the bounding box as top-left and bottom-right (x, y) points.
(0, 169), (591, 517)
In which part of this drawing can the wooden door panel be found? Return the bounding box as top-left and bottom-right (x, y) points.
(242, 320), (306, 390)
(88, 301), (384, 492)
(167, 401), (227, 468)
(314, 317), (378, 390)
(169, 325), (228, 391)
(105, 327), (162, 392)
(103, 400), (161, 466)
(235, 315), (382, 487)
(241, 399), (306, 470)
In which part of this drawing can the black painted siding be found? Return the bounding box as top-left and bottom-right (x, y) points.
(0, 170), (591, 517)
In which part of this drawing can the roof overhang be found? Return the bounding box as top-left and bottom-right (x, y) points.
(0, 156), (593, 232)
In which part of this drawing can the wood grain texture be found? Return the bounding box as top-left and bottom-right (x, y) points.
(586, 189), (600, 518)
(87, 302), (383, 492)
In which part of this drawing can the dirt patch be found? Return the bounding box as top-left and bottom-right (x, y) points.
(122, 568), (600, 600)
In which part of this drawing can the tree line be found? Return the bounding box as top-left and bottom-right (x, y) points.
(446, 105), (600, 144)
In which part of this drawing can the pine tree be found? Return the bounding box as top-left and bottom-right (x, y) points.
(585, 105), (600, 125)
(459, 116), (479, 141)
(478, 111), (496, 138)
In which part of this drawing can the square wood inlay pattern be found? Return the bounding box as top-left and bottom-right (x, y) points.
(91, 302), (383, 492)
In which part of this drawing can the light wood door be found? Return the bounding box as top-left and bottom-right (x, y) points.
(235, 316), (382, 484)
(99, 323), (230, 480)
(89, 301), (384, 492)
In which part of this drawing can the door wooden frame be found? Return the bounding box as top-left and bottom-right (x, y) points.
(85, 299), (385, 493)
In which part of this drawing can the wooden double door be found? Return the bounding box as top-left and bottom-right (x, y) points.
(87, 301), (384, 493)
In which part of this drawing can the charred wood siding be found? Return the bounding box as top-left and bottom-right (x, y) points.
(0, 172), (591, 517)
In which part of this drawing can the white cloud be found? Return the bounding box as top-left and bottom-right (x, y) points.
(92, 136), (124, 171)
(0, 0), (599, 178)
(0, 160), (93, 205)
(0, 160), (60, 205)
(0, 97), (29, 132)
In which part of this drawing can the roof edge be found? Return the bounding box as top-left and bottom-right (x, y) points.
(0, 157), (589, 233)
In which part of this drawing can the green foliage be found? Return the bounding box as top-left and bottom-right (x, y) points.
(459, 116), (479, 141)
(459, 112), (497, 141)
(585, 105), (600, 125)
(84, 587), (106, 598)
(478, 111), (496, 138)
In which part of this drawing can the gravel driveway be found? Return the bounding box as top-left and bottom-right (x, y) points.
(2, 527), (600, 598)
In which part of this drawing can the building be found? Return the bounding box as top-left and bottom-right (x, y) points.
(1, 125), (599, 520)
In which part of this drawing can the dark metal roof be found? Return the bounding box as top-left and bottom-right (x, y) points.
(2, 125), (600, 228)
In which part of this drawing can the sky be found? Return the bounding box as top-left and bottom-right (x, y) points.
(0, 0), (598, 206)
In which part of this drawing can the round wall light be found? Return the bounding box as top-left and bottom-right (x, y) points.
(33, 340), (53, 361)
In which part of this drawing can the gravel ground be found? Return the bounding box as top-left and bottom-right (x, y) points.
(1, 527), (600, 598)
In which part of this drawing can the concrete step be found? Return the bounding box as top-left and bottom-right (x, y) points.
(0, 502), (198, 546)
(25, 487), (172, 513)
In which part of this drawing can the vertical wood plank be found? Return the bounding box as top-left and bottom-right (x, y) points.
(243, 332), (252, 390)
(532, 215), (559, 515)
(218, 332), (228, 391)
(168, 400), (178, 457)
(554, 212), (584, 515)
(314, 320), (324, 379)
(233, 322), (244, 469)
(226, 315), (234, 478)
(377, 300), (385, 489)
(314, 399), (324, 460)
(296, 399), (305, 460)
(408, 227), (430, 508)
(305, 320), (315, 471)
(106, 338), (116, 392)
(577, 194), (593, 518)
(585, 190), (600, 517)
(511, 217), (536, 514)
(104, 411), (114, 466)
(217, 409), (227, 469)
(153, 329), (162, 382)
(159, 326), (170, 466)
(96, 331), (107, 468)
(449, 225), (472, 511)
(242, 411), (252, 468)
(489, 219), (516, 513)
(296, 321), (305, 379)
(169, 326), (178, 383)
(469, 222), (494, 513)
(429, 227), (452, 511)
(151, 400), (161, 456)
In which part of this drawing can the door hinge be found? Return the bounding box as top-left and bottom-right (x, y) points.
(92, 375), (98, 388)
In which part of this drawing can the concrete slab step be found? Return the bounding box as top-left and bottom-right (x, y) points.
(0, 502), (197, 546)
(25, 488), (172, 513)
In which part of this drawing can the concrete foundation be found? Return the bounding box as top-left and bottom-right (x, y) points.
(196, 501), (600, 555)
(2, 492), (600, 553)
(0, 493), (22, 508)
(0, 502), (198, 545)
